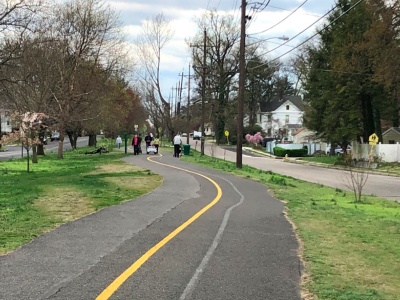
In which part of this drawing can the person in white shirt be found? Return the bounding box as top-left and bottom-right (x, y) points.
(116, 135), (122, 149)
(173, 132), (182, 157)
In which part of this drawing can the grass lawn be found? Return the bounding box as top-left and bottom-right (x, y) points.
(301, 156), (400, 176)
(181, 151), (400, 300)
(0, 147), (162, 255)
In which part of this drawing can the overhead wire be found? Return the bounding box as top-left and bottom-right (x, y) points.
(268, 4), (322, 18)
(247, 1), (341, 67)
(263, 0), (366, 66)
(247, 0), (308, 36)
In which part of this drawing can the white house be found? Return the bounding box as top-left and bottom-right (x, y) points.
(0, 108), (12, 133)
(256, 95), (304, 141)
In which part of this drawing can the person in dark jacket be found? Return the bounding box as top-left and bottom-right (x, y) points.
(144, 133), (152, 149)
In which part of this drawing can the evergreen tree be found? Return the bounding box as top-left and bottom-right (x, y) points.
(304, 0), (393, 145)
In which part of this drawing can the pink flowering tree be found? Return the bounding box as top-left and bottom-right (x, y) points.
(2, 112), (48, 172)
(245, 132), (263, 148)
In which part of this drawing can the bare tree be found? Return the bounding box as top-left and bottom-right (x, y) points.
(135, 13), (175, 137)
(38, 0), (130, 158)
(0, 0), (46, 138)
(190, 9), (241, 143)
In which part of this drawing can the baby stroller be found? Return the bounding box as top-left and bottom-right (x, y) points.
(133, 144), (142, 155)
(146, 144), (158, 154)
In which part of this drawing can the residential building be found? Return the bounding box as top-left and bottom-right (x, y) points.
(382, 127), (400, 144)
(256, 95), (304, 141)
(0, 108), (12, 134)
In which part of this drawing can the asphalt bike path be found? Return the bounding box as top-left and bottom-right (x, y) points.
(0, 150), (301, 300)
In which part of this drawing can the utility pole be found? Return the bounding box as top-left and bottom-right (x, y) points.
(178, 72), (184, 116)
(201, 29), (206, 156)
(237, 0), (246, 168)
(180, 64), (194, 144)
(187, 64), (191, 144)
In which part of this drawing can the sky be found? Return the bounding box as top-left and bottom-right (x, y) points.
(104, 0), (338, 98)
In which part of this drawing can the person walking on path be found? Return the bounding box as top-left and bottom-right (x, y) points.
(132, 134), (142, 155)
(116, 135), (122, 149)
(173, 132), (182, 158)
(144, 133), (152, 149)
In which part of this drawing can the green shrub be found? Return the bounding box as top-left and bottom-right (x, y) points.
(273, 146), (308, 157)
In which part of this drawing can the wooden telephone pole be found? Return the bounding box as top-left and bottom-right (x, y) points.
(236, 0), (246, 168)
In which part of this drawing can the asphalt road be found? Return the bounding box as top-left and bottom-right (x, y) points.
(190, 140), (400, 202)
(0, 137), (89, 161)
(0, 152), (301, 300)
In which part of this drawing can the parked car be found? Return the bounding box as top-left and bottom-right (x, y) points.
(193, 131), (202, 140)
(336, 146), (352, 155)
(326, 145), (351, 155)
(50, 131), (60, 141)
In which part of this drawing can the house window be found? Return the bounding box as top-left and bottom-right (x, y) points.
(285, 115), (289, 123)
(267, 128), (271, 135)
(267, 115), (271, 122)
(286, 105), (290, 110)
(259, 114), (262, 123)
(389, 140), (395, 144)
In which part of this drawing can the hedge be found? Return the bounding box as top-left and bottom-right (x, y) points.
(273, 146), (308, 157)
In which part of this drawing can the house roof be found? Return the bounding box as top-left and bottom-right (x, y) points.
(293, 128), (305, 136)
(260, 95), (304, 112)
(382, 127), (400, 136)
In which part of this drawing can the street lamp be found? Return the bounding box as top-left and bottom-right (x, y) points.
(246, 35), (289, 47)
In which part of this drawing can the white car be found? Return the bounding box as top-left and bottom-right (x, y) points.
(326, 145), (352, 155)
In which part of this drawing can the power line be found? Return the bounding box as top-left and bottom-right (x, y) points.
(268, 4), (322, 18)
(246, 0), (271, 30)
(247, 0), (308, 36)
(249, 2), (339, 60)
(266, 0), (366, 65)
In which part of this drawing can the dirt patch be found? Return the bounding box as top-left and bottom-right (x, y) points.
(105, 175), (163, 191)
(34, 188), (95, 223)
(90, 164), (144, 174)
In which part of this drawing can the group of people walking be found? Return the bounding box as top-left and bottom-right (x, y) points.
(115, 131), (183, 157)
(129, 133), (159, 155)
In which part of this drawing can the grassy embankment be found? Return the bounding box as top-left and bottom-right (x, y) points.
(0, 146), (162, 255)
(181, 151), (400, 300)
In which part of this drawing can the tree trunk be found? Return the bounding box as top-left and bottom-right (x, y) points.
(32, 145), (38, 163)
(26, 148), (30, 172)
(88, 134), (97, 147)
(57, 131), (65, 159)
(67, 131), (79, 149)
(37, 144), (45, 155)
(361, 93), (375, 142)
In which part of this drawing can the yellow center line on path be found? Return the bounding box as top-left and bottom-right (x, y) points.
(96, 154), (223, 300)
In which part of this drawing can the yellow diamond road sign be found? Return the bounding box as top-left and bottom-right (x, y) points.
(224, 130), (229, 137)
(369, 133), (378, 145)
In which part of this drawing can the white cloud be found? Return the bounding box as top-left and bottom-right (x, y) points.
(106, 0), (337, 95)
